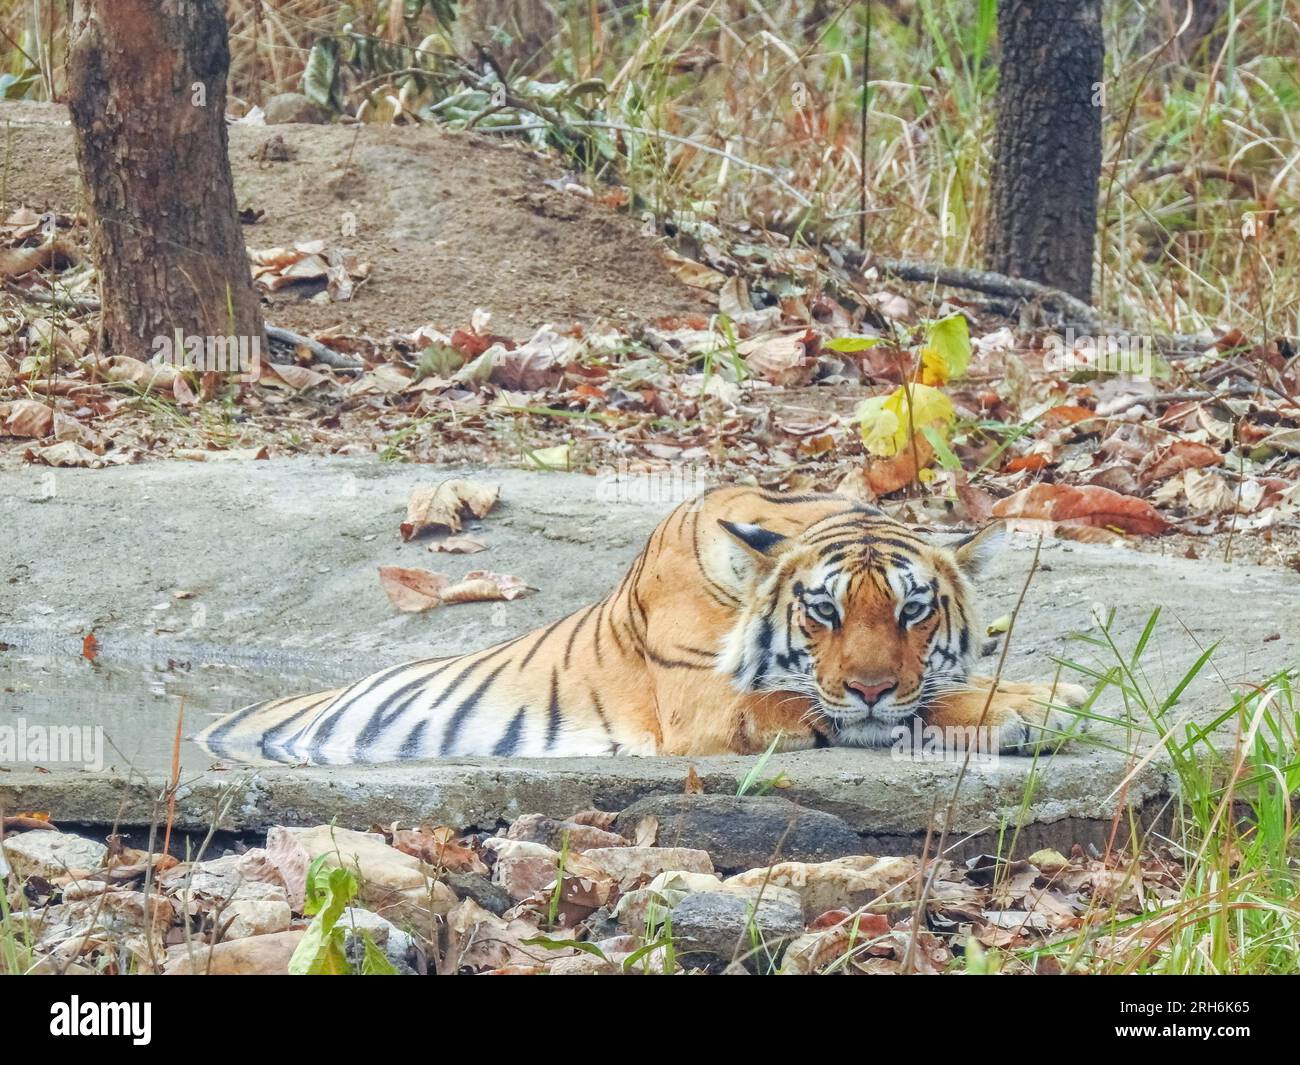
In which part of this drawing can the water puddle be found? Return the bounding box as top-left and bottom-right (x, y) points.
(0, 646), (342, 776)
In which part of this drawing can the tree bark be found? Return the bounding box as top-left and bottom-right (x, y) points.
(985, 0), (1104, 304)
(67, 0), (262, 360)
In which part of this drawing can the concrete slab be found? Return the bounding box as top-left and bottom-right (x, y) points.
(0, 457), (1294, 851)
(0, 748), (1174, 861)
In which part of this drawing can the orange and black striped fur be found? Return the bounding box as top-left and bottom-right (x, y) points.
(197, 486), (1086, 764)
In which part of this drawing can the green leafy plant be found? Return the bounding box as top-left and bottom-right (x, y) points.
(287, 853), (399, 975)
(289, 854), (357, 974)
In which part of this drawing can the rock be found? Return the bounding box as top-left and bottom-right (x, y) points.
(2, 830), (107, 879)
(158, 854), (292, 938)
(218, 887), (291, 939)
(341, 907), (423, 974)
(25, 884), (176, 971)
(669, 887), (805, 972)
(1028, 848), (1070, 874)
(580, 847), (713, 882)
(506, 813), (628, 851)
(725, 855), (920, 920)
(263, 92), (329, 125)
(615, 795), (863, 873)
(265, 825), (456, 924)
(164, 930), (306, 975)
(442, 871), (512, 916)
(493, 855), (561, 902)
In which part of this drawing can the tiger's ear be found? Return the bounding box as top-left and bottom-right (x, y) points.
(954, 522), (1004, 575)
(718, 520), (787, 559)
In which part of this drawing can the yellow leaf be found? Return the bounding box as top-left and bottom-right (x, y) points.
(920, 346), (949, 386)
(854, 384), (955, 457)
(855, 394), (901, 456)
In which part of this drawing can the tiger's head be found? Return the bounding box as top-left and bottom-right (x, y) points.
(714, 509), (1000, 745)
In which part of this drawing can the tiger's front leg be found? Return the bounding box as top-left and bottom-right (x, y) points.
(924, 675), (1089, 753)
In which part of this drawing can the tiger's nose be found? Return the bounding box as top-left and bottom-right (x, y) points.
(846, 678), (897, 706)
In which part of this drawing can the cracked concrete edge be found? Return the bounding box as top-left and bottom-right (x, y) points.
(0, 748), (1177, 859)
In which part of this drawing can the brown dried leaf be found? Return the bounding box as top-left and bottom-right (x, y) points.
(400, 479), (500, 541)
(391, 826), (488, 875)
(26, 441), (104, 468)
(1138, 440), (1221, 485)
(429, 536), (488, 554)
(378, 566), (530, 612)
(633, 816), (658, 848)
(4, 398), (53, 438)
(992, 483), (1169, 535)
(378, 566), (450, 612)
(866, 434), (935, 497)
(738, 330), (820, 387)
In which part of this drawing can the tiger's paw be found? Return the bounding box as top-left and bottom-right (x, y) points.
(989, 681), (1090, 753)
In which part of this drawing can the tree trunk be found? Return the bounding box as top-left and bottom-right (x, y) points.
(67, 0), (262, 361)
(985, 0), (1104, 304)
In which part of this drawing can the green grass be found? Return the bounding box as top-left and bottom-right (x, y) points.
(987, 610), (1300, 975)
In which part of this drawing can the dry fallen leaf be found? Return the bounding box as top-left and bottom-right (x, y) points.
(174, 447), (268, 462)
(379, 566), (530, 612)
(1138, 439), (1221, 484)
(661, 249), (726, 290)
(3, 398), (53, 438)
(391, 825), (488, 875)
(27, 441), (105, 468)
(1183, 468), (1236, 513)
(738, 330), (819, 387)
(865, 434), (935, 497)
(633, 816), (659, 848)
(683, 766), (704, 795)
(400, 479), (500, 541)
(429, 536), (488, 554)
(992, 483), (1169, 535)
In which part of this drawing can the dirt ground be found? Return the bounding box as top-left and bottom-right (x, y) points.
(0, 100), (705, 338)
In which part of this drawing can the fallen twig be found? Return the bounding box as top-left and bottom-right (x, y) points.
(1098, 385), (1292, 416)
(264, 324), (364, 371)
(854, 251), (1213, 355)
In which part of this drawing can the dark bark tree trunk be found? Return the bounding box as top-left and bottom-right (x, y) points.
(985, 0), (1104, 303)
(67, 0), (262, 360)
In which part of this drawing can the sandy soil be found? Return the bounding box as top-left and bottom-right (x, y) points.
(0, 100), (706, 338)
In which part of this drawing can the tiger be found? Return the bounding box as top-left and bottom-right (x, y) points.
(197, 485), (1088, 765)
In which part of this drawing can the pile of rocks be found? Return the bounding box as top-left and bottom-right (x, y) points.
(1, 794), (1167, 975)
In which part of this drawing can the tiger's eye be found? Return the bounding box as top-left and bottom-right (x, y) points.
(811, 601), (838, 623)
(901, 601), (927, 622)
